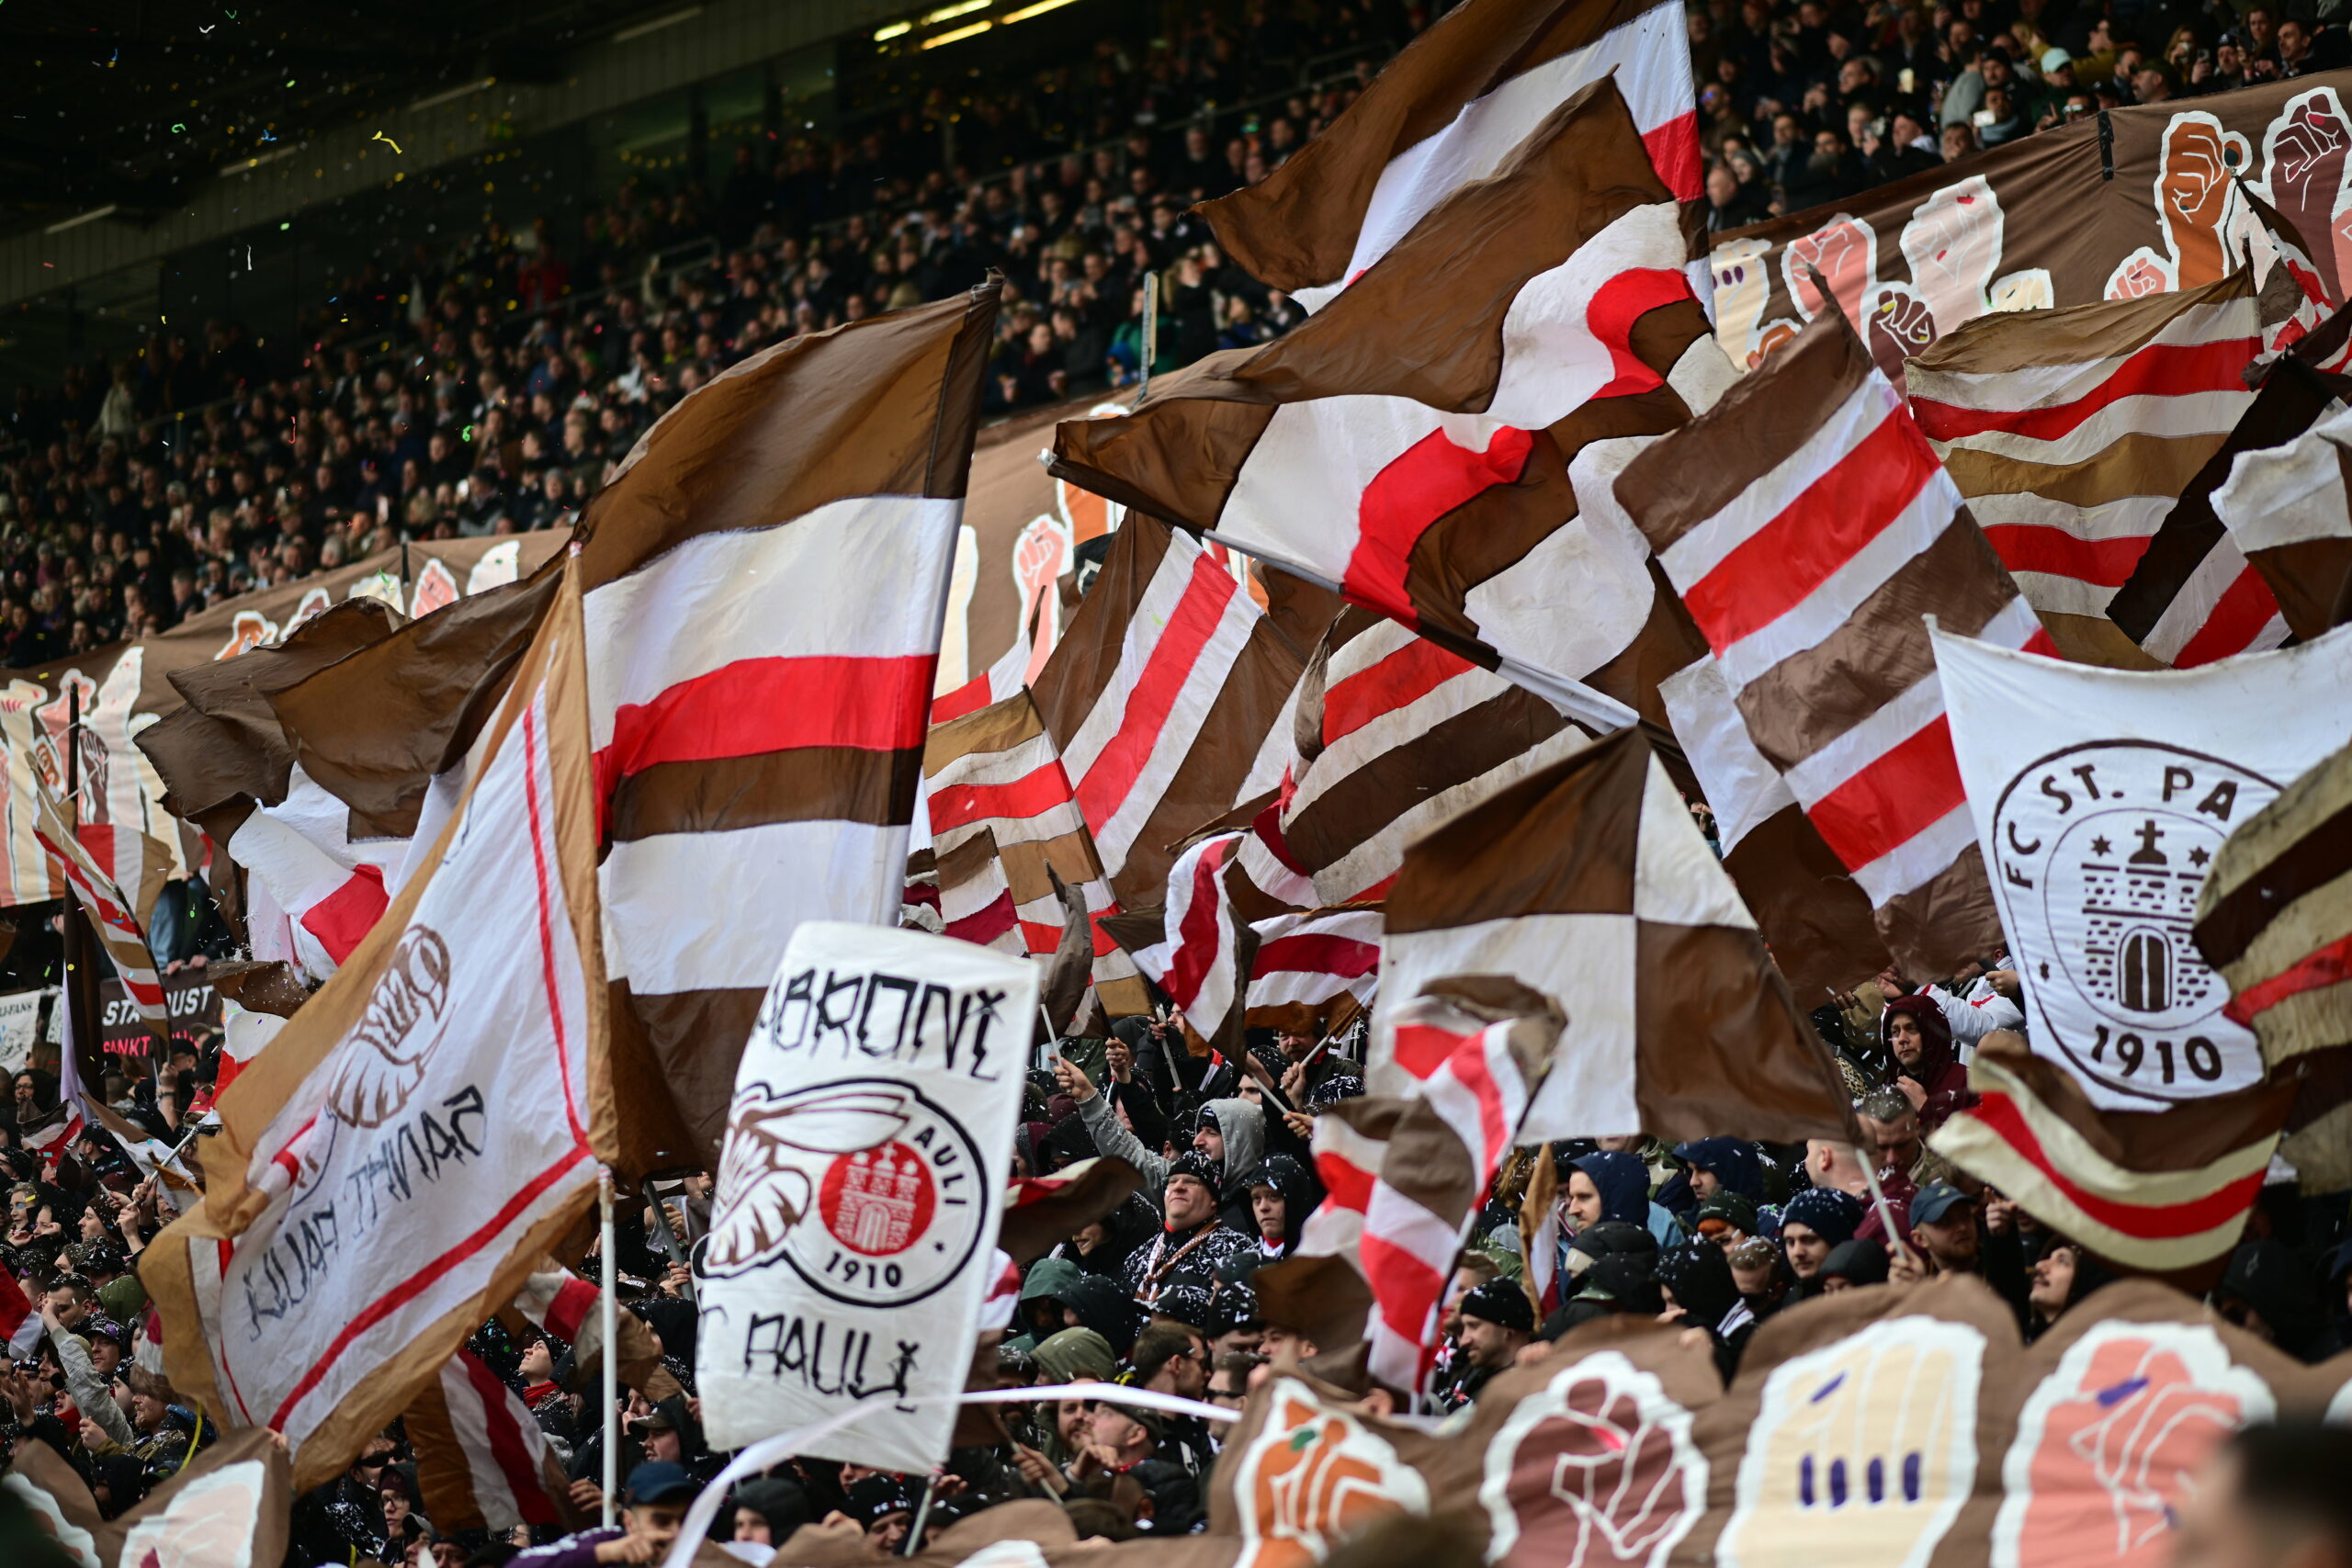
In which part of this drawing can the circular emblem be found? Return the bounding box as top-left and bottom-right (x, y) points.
(706, 1077), (985, 1309)
(1990, 742), (2275, 1099)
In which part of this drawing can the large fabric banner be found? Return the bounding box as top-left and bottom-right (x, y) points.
(144, 567), (610, 1488)
(696, 920), (1038, 1468)
(1708, 74), (2352, 384)
(0, 988), (45, 1077)
(1934, 622), (2352, 1111)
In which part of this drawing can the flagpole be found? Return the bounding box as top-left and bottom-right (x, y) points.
(599, 1167), (617, 1529)
(1858, 1156), (1917, 1272)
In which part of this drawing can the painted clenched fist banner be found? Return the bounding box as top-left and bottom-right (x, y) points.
(695, 920), (1039, 1469)
(1708, 74), (2352, 387)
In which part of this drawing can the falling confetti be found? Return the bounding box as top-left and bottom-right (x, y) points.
(372, 130), (402, 154)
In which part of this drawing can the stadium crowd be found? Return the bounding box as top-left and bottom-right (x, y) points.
(3, 0), (2352, 1561)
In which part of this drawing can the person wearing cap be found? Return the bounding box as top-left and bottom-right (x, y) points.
(513, 1460), (699, 1565)
(1444, 1279), (1533, 1409)
(1122, 1154), (1250, 1309)
(1905, 1180), (1981, 1275)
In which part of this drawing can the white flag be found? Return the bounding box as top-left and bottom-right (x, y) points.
(696, 920), (1037, 1468)
(1933, 621), (2352, 1111)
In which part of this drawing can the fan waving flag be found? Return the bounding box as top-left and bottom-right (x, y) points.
(1199, 0), (1700, 305)
(1099, 831), (1259, 1057)
(30, 772), (168, 1031)
(1905, 273), (2260, 668)
(1052, 79), (1724, 731)
(1030, 516), (1306, 911)
(1374, 728), (1860, 1147)
(578, 282), (1001, 1171)
(1616, 307), (2053, 980)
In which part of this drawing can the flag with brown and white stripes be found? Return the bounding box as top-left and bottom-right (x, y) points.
(578, 281), (1001, 1170)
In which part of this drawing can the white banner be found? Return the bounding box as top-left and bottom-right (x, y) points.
(1933, 622), (2352, 1111)
(0, 990), (47, 1077)
(696, 920), (1037, 1468)
(198, 668), (600, 1453)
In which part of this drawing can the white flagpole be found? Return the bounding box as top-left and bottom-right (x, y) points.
(600, 1167), (618, 1529)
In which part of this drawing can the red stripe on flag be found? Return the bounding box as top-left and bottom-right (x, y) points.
(1252, 932), (1381, 980)
(546, 1274), (601, 1344)
(1161, 839), (1236, 1008)
(1316, 1153), (1375, 1217)
(1019, 914), (1122, 958)
(944, 889), (1020, 948)
(1324, 636), (1476, 745)
(1344, 425), (1537, 625)
(2223, 929), (2352, 1024)
(1073, 554), (1238, 830)
(596, 654), (933, 799)
(1443, 1035), (1511, 1168)
(1392, 1021), (1475, 1082)
(0, 1267), (37, 1356)
(1585, 268), (1694, 399)
(930, 671), (993, 726)
(1971, 1091), (2267, 1238)
(1358, 1231), (1446, 1339)
(300, 864), (389, 964)
(460, 1349), (558, 1527)
(1681, 410), (1941, 650)
(1804, 714), (1968, 872)
(1642, 112), (1704, 201)
(1981, 525), (2154, 588)
(2174, 564), (2284, 668)
(926, 760), (1076, 832)
(1909, 339), (2258, 443)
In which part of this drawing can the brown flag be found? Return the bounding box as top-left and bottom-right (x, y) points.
(1374, 726), (1860, 1145)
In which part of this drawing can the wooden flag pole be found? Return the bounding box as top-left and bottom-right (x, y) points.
(1858, 1156), (1917, 1272)
(600, 1168), (618, 1529)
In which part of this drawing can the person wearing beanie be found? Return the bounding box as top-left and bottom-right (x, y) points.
(1778, 1188), (1864, 1299)
(1241, 1154), (1321, 1267)
(730, 1475), (814, 1548)
(1122, 1153), (1250, 1309)
(1657, 1239), (1754, 1378)
(1692, 1192), (1760, 1250)
(842, 1476), (919, 1554)
(1444, 1278), (1535, 1409)
(1819, 1237), (1891, 1291)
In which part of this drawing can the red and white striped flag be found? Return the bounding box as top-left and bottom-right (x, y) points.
(933, 829), (1024, 953)
(0, 1266), (45, 1359)
(579, 283), (1001, 1168)
(406, 1348), (569, 1535)
(932, 617), (1031, 727)
(1905, 273), (2260, 666)
(922, 690), (1149, 1012)
(223, 774), (397, 982)
(30, 772), (166, 1028)
(1199, 0), (1701, 306)
(512, 1265), (682, 1400)
(1298, 992), (1555, 1397)
(1031, 517), (1306, 912)
(1617, 309), (2053, 979)
(1281, 614), (1599, 906)
(1052, 81), (1722, 729)
(1247, 904), (1384, 1035)
(1100, 831), (1259, 1054)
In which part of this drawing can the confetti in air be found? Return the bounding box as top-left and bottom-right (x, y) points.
(372, 131), (403, 154)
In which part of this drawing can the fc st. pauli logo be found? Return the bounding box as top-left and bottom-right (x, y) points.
(1990, 742), (2276, 1100)
(706, 1077), (986, 1309)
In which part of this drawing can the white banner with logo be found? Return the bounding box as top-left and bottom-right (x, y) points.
(1933, 622), (2352, 1111)
(0, 989), (48, 1077)
(696, 920), (1037, 1467)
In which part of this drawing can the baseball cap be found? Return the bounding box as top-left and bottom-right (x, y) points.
(2041, 46), (2073, 73)
(1909, 1180), (1973, 1227)
(625, 1461), (699, 1506)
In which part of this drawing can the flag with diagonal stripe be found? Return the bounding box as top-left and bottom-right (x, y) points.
(1616, 308), (2052, 979)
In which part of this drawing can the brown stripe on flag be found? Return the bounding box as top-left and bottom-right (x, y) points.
(1937, 434), (2222, 513)
(604, 746), (919, 843)
(1109, 619), (1306, 909)
(1282, 686), (1579, 886)
(269, 557), (568, 837)
(2197, 774), (2352, 970)
(1047, 395), (1274, 539)
(924, 687), (1052, 773)
(2256, 532), (2352, 644)
(580, 288), (1001, 591)
(1871, 846), (2006, 990)
(1198, 0), (1683, 292)
(1632, 919), (1860, 1143)
(996, 829), (1110, 904)
(1620, 305), (1877, 556)
(1583, 564), (1713, 733)
(1380, 725), (1642, 934)
(1909, 275), (2244, 372)
(609, 980), (760, 1168)
(935, 825), (1009, 897)
(141, 597), (405, 821)
(2109, 358), (2347, 649)
(1722, 806), (1891, 999)
(1730, 515), (2020, 770)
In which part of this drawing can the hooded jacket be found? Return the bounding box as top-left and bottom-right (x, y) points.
(1671, 1137), (1766, 1201)
(1239, 1153), (1322, 1258)
(1880, 993), (1973, 1131)
(1571, 1150), (1686, 1248)
(1198, 1098), (1267, 1232)
(2219, 1238), (2337, 1362)
(1007, 1257), (1083, 1352)
(1059, 1271), (1146, 1358)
